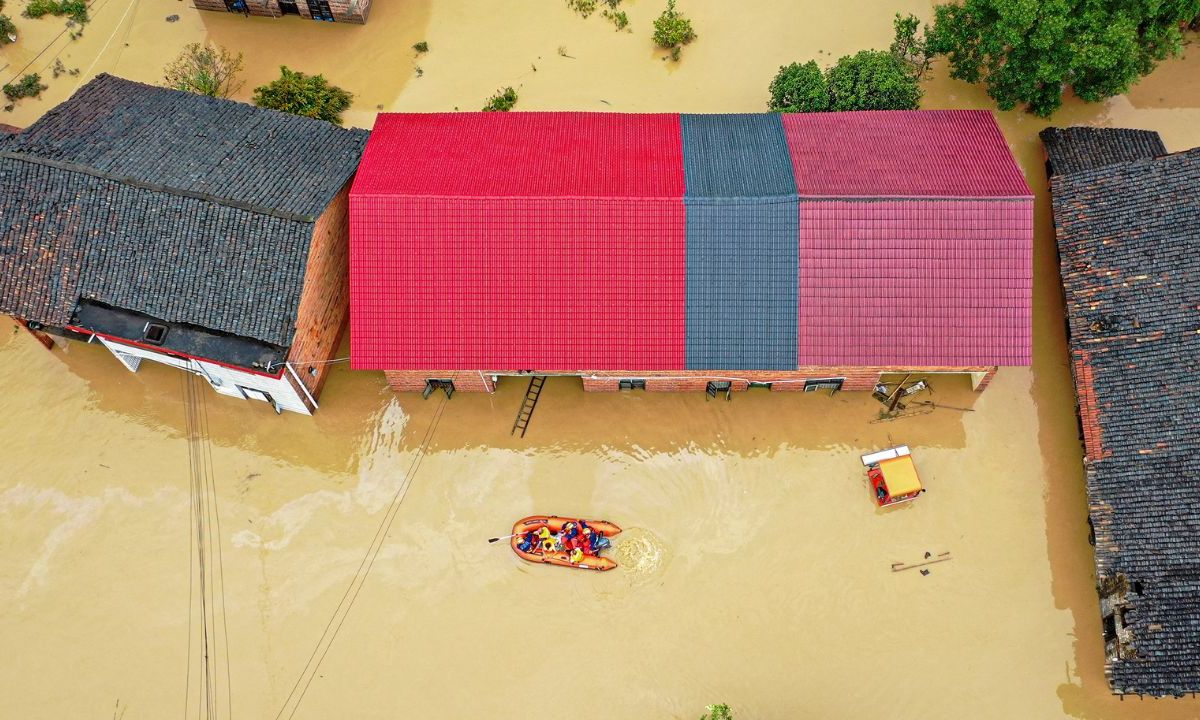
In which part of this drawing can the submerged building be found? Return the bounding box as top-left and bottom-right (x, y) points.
(1043, 126), (1200, 696)
(350, 110), (1033, 397)
(0, 74), (368, 415)
(191, 0), (370, 24)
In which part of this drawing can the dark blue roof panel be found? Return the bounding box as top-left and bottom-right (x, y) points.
(685, 199), (799, 369)
(681, 114), (797, 199)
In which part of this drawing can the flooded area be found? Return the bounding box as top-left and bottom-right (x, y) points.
(3, 1), (1200, 718)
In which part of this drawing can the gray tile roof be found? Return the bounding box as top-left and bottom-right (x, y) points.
(1048, 141), (1200, 697)
(4, 73), (367, 220)
(0, 74), (366, 347)
(1040, 126), (1166, 177)
(0, 157), (314, 346)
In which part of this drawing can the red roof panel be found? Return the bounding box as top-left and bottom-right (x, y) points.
(352, 112), (685, 198)
(350, 196), (686, 370)
(797, 199), (1033, 366)
(782, 110), (1032, 198)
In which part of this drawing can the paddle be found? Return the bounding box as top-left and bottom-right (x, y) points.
(487, 533), (518, 544)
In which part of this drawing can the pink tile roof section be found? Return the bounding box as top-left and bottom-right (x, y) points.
(782, 110), (1032, 198)
(798, 199), (1033, 366)
(352, 112), (686, 198)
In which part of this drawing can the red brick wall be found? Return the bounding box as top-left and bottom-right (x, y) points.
(190, 0), (369, 23)
(384, 366), (998, 395)
(1071, 350), (1108, 460)
(285, 183), (351, 407)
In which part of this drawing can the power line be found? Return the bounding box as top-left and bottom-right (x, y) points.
(274, 385), (452, 720)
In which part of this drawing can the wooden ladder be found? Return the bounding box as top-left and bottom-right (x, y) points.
(511, 376), (547, 437)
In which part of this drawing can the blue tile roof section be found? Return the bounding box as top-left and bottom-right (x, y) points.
(684, 200), (799, 369)
(681, 114), (800, 369)
(681, 114), (798, 199)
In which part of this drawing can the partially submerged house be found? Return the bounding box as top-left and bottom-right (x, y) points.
(350, 110), (1033, 397)
(191, 0), (370, 24)
(0, 74), (368, 415)
(1043, 126), (1200, 696)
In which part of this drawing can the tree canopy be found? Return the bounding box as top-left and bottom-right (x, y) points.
(826, 50), (922, 111)
(929, 0), (1200, 117)
(768, 14), (927, 112)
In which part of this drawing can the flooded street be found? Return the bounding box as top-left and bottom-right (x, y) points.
(3, 1), (1200, 718)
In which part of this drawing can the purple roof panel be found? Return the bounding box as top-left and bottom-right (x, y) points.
(798, 199), (1033, 366)
(782, 110), (1032, 198)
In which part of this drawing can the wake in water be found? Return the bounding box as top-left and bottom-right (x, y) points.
(613, 528), (667, 581)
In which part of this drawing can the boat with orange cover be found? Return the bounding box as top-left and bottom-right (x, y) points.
(510, 515), (621, 571)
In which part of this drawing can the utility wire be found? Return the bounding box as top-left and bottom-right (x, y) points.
(274, 386), (452, 720)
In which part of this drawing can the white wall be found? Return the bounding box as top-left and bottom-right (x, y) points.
(96, 336), (313, 415)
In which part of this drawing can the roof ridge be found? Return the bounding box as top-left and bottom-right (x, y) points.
(0, 149), (318, 223)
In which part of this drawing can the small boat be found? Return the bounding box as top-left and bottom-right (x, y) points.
(510, 515), (621, 571)
(861, 445), (925, 507)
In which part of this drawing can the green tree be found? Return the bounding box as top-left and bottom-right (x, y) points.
(252, 66), (353, 125)
(928, 0), (1200, 117)
(826, 50), (921, 111)
(4, 73), (46, 101)
(768, 60), (828, 112)
(652, 0), (696, 60)
(163, 42), (244, 98)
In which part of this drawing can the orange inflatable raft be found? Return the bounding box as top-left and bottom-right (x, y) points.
(510, 515), (622, 571)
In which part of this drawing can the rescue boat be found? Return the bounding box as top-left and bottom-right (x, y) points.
(510, 515), (621, 571)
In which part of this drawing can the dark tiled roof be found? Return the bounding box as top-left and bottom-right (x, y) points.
(1049, 143), (1200, 696)
(0, 157), (313, 346)
(1040, 126), (1166, 177)
(5, 74), (367, 219)
(0, 74), (366, 347)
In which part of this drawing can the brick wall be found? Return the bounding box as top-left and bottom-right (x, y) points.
(1071, 349), (1108, 460)
(190, 0), (369, 23)
(384, 366), (998, 396)
(285, 183), (351, 408)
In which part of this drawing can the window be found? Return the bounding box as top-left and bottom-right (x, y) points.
(747, 381), (772, 390)
(618, 379), (646, 391)
(706, 381), (732, 401)
(143, 322), (168, 345)
(423, 379), (455, 399)
(804, 377), (845, 393)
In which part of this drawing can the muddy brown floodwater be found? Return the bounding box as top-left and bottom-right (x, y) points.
(3, 2), (1200, 718)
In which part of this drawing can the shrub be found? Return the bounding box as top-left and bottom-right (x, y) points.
(603, 8), (628, 30)
(4, 73), (46, 101)
(252, 66), (353, 125)
(825, 50), (921, 111)
(23, 0), (85, 22)
(768, 60), (828, 112)
(163, 42), (244, 98)
(482, 86), (517, 111)
(23, 0), (56, 17)
(412, 40), (428, 53)
(566, 0), (597, 17)
(0, 14), (15, 44)
(652, 0), (696, 60)
(701, 705), (733, 720)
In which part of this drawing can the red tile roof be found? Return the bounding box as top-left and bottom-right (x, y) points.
(798, 199), (1033, 366)
(782, 110), (1032, 197)
(352, 112), (685, 198)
